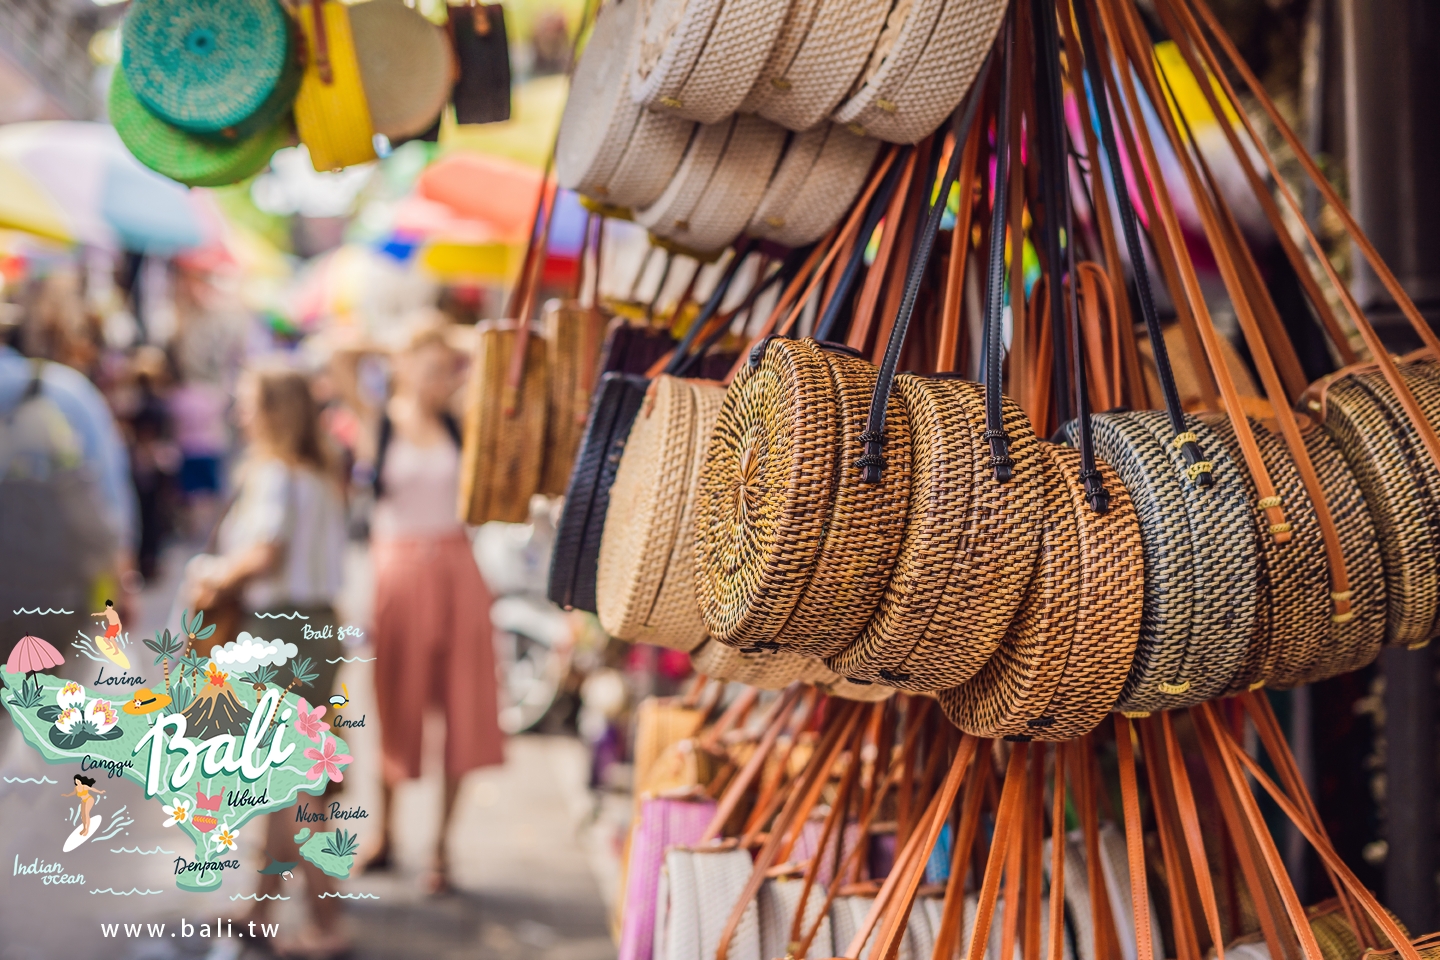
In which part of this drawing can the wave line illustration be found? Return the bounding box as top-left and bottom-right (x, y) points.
(110, 845), (175, 855)
(3, 776), (56, 784)
(255, 611), (309, 620)
(90, 888), (163, 896)
(230, 893), (290, 901)
(326, 657), (375, 663)
(317, 892), (380, 899)
(13, 608), (73, 615)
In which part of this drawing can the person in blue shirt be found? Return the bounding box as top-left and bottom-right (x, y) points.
(0, 341), (139, 659)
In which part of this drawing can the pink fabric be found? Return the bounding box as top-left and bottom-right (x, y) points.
(371, 532), (504, 782)
(618, 798), (717, 960)
(168, 383), (229, 456)
(371, 438), (464, 540)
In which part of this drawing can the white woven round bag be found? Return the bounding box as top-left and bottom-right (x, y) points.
(638, 114), (786, 254)
(834, 0), (1007, 143)
(741, 0), (892, 132)
(830, 0), (948, 136)
(350, 0), (454, 141)
(640, 0), (795, 124)
(556, 0), (695, 209)
(748, 123), (880, 247)
(556, 0), (644, 196)
(630, 0), (726, 109)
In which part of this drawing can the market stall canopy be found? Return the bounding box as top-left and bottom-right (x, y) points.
(0, 121), (219, 254)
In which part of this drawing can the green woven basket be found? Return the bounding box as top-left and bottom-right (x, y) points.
(110, 69), (290, 188)
(121, 0), (299, 140)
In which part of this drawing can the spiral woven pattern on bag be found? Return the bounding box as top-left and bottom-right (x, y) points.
(775, 346), (912, 658)
(748, 124), (880, 249)
(599, 376), (705, 646)
(1021, 447), (1142, 740)
(941, 441), (1080, 737)
(122, 0), (296, 137)
(109, 70), (290, 188)
(748, 0), (892, 132)
(1079, 410), (1256, 713)
(840, 0), (1007, 144)
(1322, 371), (1440, 646)
(642, 381), (730, 649)
(695, 338), (838, 648)
(689, 636), (837, 689)
(831, 378), (1042, 689)
(458, 322), (549, 525)
(556, 0), (643, 196)
(540, 301), (603, 496)
(1287, 420), (1386, 685)
(1198, 414), (1329, 692)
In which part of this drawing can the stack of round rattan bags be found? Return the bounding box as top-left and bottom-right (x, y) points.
(555, 0), (1008, 254)
(549, 0), (1440, 741)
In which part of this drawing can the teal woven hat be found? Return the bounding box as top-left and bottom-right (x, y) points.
(121, 0), (300, 140)
(110, 68), (290, 188)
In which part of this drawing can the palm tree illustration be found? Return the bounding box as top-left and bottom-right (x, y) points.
(260, 657), (320, 745)
(177, 609), (217, 697)
(143, 629), (183, 705)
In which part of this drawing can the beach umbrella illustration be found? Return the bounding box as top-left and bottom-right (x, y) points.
(4, 635), (64, 704)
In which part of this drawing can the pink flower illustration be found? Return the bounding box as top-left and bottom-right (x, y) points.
(303, 735), (353, 782)
(294, 698), (330, 743)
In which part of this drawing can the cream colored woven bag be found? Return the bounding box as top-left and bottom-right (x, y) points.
(657, 848), (762, 960)
(597, 377), (726, 650)
(748, 123), (880, 247)
(556, 0), (694, 209)
(689, 638), (838, 689)
(760, 876), (833, 960)
(637, 114), (786, 254)
(740, 0), (892, 132)
(631, 0), (792, 124)
(833, 0), (1007, 143)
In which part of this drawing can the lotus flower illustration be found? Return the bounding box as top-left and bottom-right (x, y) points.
(56, 682), (85, 710)
(54, 706), (82, 733)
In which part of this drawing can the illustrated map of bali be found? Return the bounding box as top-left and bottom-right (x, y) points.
(1, 610), (356, 892)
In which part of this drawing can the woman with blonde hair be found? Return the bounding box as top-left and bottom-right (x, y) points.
(186, 362), (349, 958)
(333, 313), (504, 894)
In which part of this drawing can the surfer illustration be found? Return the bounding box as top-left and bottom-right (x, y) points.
(90, 600), (130, 669)
(61, 774), (105, 837)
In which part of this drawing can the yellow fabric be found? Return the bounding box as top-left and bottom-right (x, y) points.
(294, 1), (377, 172)
(0, 156), (71, 243)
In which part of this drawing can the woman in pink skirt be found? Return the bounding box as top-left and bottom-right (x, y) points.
(336, 318), (504, 893)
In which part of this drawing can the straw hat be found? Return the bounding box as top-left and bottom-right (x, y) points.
(122, 688), (173, 716)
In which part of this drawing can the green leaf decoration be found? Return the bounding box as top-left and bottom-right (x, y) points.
(197, 624), (216, 640)
(36, 705), (61, 722)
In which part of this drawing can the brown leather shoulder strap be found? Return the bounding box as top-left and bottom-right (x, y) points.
(1113, 715), (1155, 960)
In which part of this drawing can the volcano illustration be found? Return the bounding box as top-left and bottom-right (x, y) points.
(182, 664), (252, 738)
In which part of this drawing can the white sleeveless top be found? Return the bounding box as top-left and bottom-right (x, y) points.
(371, 436), (463, 541)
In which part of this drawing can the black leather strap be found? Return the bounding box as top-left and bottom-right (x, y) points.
(856, 47), (996, 484)
(665, 242), (752, 376)
(674, 255), (789, 377)
(1035, 0), (1107, 511)
(1072, 0), (1211, 486)
(981, 18), (1016, 483)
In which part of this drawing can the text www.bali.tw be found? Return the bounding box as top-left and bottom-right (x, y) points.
(100, 919), (279, 938)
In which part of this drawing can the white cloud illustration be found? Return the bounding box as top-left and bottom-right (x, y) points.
(210, 633), (299, 669)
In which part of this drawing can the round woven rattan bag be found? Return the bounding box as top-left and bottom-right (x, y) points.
(597, 377), (726, 651)
(740, 0), (891, 132)
(1314, 367), (1440, 647)
(1290, 418), (1387, 685)
(349, 0), (454, 142)
(693, 338), (910, 657)
(556, 0), (645, 197)
(1074, 410), (1258, 714)
(825, 376), (1043, 691)
(833, 0), (1007, 144)
(122, 0), (299, 140)
(747, 124), (880, 249)
(689, 637), (836, 689)
(1198, 414), (1329, 693)
(110, 70), (290, 187)
(939, 440), (1080, 736)
(959, 445), (1144, 741)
